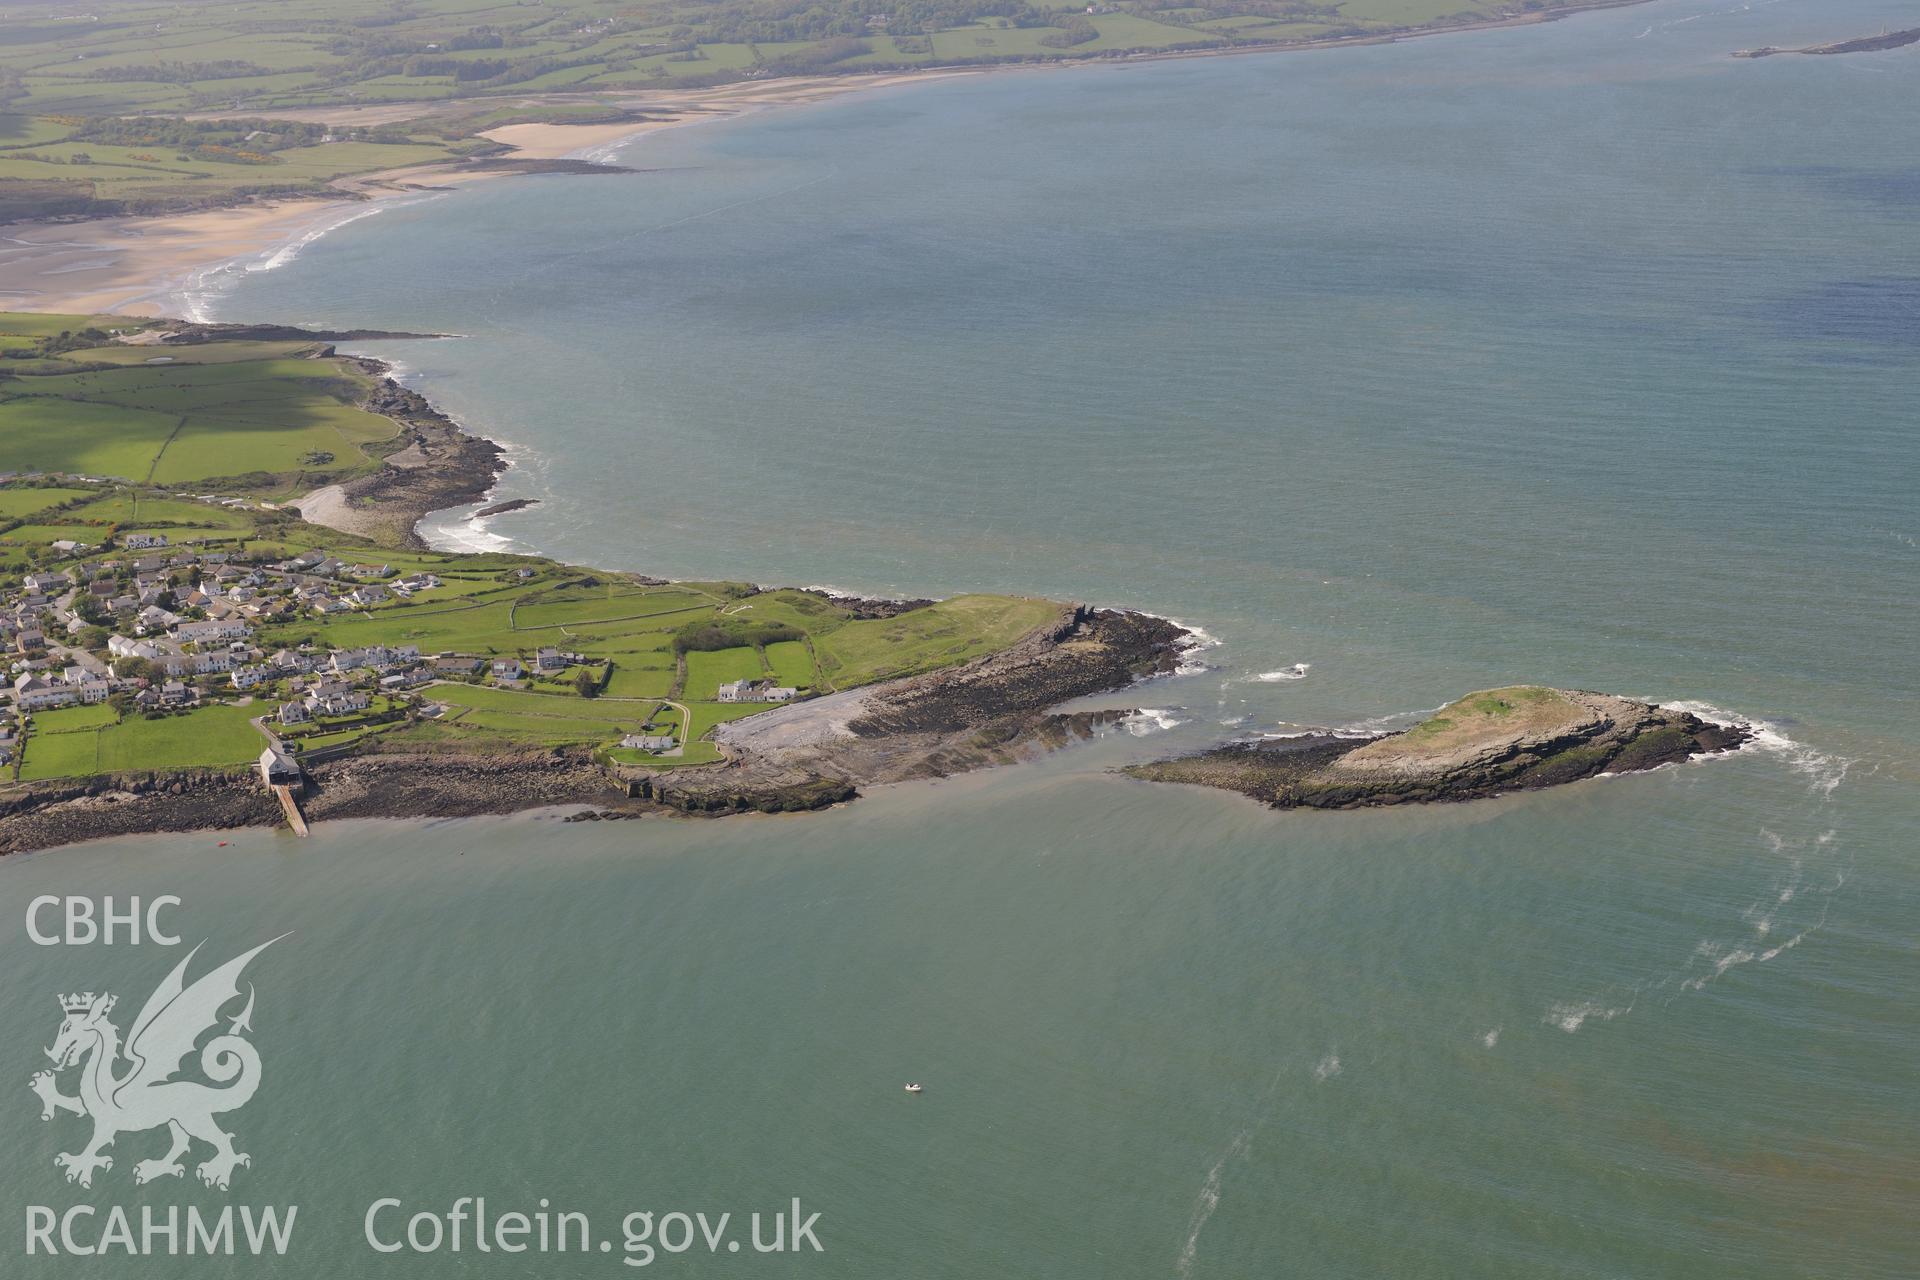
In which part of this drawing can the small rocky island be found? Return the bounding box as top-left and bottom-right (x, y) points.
(1734, 28), (1920, 58)
(1127, 686), (1749, 809)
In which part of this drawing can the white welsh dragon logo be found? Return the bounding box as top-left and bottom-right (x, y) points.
(28, 937), (284, 1191)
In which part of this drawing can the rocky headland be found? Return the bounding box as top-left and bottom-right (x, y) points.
(0, 607), (1187, 853)
(290, 356), (507, 548)
(1126, 686), (1749, 809)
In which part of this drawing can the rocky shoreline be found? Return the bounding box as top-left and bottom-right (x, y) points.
(291, 356), (509, 548)
(1734, 27), (1920, 58)
(1126, 688), (1751, 810)
(0, 607), (1188, 854)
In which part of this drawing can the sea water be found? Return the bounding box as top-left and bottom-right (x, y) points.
(4, 0), (1915, 1274)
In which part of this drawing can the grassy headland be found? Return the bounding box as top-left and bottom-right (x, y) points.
(0, 313), (1153, 820)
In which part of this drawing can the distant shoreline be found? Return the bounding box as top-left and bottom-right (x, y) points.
(0, 0), (1655, 319)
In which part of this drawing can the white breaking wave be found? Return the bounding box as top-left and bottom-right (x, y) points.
(1660, 700), (1853, 799)
(176, 198), (435, 322)
(1481, 1027), (1500, 1049)
(258, 203), (392, 272)
(1168, 620), (1222, 676)
(1251, 663), (1310, 682)
(1312, 1052), (1341, 1081)
(416, 504), (525, 555)
(1124, 709), (1186, 736)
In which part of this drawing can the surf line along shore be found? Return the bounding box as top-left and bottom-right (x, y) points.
(0, 71), (975, 319)
(0, 0), (1666, 320)
(0, 317), (1757, 853)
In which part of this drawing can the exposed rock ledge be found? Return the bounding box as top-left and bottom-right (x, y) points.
(289, 357), (506, 549)
(1125, 686), (1750, 809)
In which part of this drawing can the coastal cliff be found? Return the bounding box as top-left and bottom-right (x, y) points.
(1126, 687), (1749, 809)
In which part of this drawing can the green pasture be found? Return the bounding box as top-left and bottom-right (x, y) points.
(763, 640), (816, 688)
(0, 487), (95, 518)
(683, 646), (767, 699)
(20, 702), (262, 778)
(0, 336), (397, 487)
(813, 595), (1058, 688)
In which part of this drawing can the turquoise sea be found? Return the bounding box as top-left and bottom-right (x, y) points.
(4, 0), (1916, 1274)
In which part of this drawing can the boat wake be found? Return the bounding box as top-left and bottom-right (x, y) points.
(1548, 752), (1855, 1032)
(1175, 1062), (1290, 1279)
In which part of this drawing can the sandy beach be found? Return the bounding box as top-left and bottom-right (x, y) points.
(0, 0), (1651, 321)
(0, 71), (969, 319)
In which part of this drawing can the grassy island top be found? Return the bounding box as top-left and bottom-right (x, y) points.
(0, 314), (1061, 781)
(0, 0), (1618, 220)
(1337, 686), (1592, 770)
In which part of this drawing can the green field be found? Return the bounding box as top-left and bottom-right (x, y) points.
(0, 321), (399, 490)
(19, 702), (262, 779)
(0, 487), (95, 519)
(426, 683), (660, 746)
(683, 646), (767, 699)
(814, 595), (1060, 688)
(28, 703), (119, 732)
(763, 640), (816, 689)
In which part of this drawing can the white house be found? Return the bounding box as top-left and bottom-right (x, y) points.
(134, 605), (180, 636)
(306, 681), (370, 717)
(715, 679), (799, 705)
(12, 674), (75, 711)
(174, 619), (251, 644)
(620, 733), (676, 751)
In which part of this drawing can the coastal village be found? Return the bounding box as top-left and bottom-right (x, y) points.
(0, 458), (1059, 826)
(0, 311), (1091, 842)
(0, 477), (824, 794)
(2, 527), (616, 771)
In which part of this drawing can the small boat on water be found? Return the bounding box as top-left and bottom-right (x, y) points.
(903, 1083), (923, 1094)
